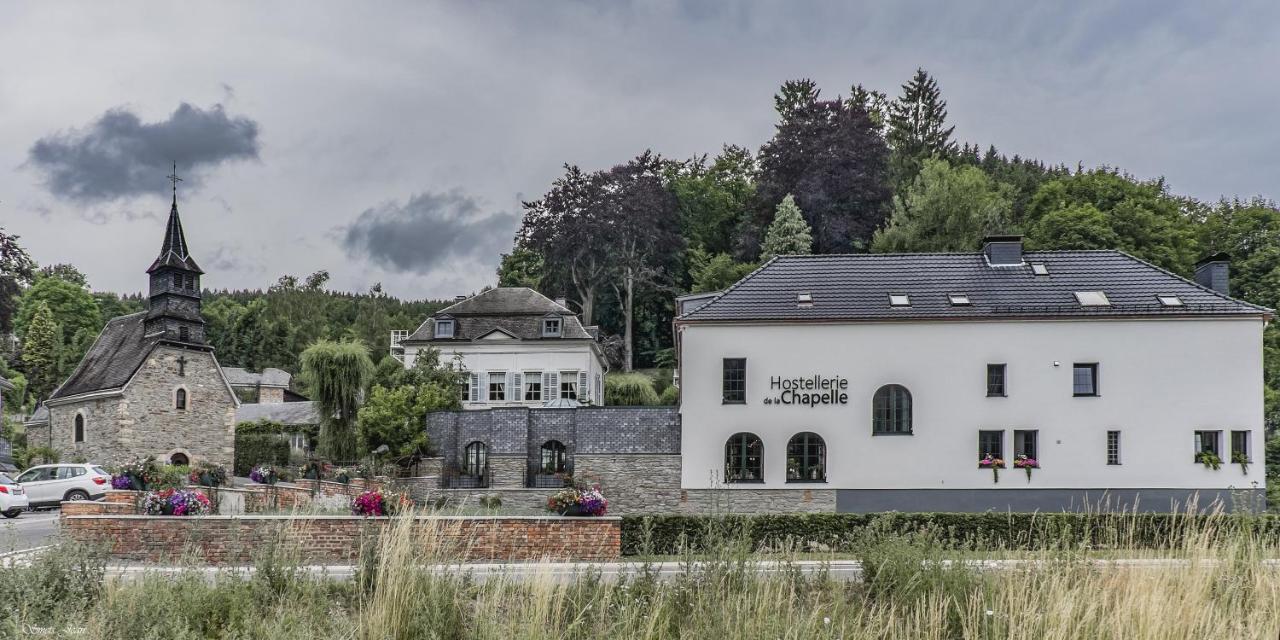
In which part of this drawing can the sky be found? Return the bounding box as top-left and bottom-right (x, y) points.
(1, 1), (1277, 300)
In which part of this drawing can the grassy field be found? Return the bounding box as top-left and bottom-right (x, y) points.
(5, 510), (1280, 639)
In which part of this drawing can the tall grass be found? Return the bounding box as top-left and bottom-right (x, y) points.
(7, 507), (1280, 638)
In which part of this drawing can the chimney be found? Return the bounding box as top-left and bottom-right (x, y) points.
(982, 235), (1023, 266)
(1194, 253), (1230, 295)
(554, 296), (567, 308)
(454, 294), (467, 302)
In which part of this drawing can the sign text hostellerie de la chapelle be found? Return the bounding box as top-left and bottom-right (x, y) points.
(765, 375), (849, 407)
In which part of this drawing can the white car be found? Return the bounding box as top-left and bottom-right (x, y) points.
(0, 474), (28, 518)
(15, 464), (111, 508)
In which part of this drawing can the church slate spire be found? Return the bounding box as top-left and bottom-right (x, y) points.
(144, 165), (207, 344)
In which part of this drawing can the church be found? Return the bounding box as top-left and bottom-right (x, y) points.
(27, 186), (238, 467)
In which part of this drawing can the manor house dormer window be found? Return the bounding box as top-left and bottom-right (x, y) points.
(434, 318), (455, 338)
(542, 316), (562, 337)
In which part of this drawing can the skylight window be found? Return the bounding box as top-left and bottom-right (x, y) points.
(948, 293), (972, 306)
(889, 294), (911, 307)
(1031, 263), (1049, 276)
(796, 292), (813, 308)
(1157, 294), (1184, 307)
(1074, 291), (1111, 307)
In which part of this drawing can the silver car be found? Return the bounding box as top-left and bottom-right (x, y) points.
(15, 464), (111, 508)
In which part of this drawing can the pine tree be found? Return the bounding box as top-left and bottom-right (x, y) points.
(760, 195), (814, 261)
(888, 68), (956, 187)
(21, 301), (62, 402)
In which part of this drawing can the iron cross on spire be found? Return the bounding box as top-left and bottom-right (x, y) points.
(166, 162), (182, 203)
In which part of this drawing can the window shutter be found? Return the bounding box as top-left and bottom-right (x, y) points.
(549, 372), (560, 398)
(579, 372), (589, 401)
(469, 373), (480, 402)
(595, 373), (603, 403)
(513, 372), (523, 400)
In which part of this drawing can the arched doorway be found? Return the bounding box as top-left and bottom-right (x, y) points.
(169, 452), (190, 466)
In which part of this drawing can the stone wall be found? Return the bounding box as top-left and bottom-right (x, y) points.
(62, 514), (621, 564)
(45, 345), (236, 467)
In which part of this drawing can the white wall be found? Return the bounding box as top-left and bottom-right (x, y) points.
(679, 318), (1266, 490)
(404, 340), (606, 407)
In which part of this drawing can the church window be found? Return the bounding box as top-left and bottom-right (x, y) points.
(73, 414), (85, 443)
(179, 326), (190, 342)
(175, 388), (188, 411)
(172, 273), (182, 289)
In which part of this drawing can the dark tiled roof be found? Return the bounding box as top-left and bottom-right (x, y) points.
(50, 312), (161, 400)
(25, 403), (48, 425)
(678, 251), (1271, 323)
(236, 401), (320, 426)
(222, 367), (292, 388)
(404, 287), (592, 342)
(146, 201), (203, 274)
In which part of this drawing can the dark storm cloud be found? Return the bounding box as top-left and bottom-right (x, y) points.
(341, 190), (518, 274)
(26, 102), (260, 202)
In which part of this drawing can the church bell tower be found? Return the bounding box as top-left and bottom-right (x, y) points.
(144, 165), (206, 344)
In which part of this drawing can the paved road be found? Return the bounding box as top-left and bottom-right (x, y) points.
(0, 510), (60, 553)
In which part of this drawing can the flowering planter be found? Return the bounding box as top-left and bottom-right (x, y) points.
(558, 504), (593, 517)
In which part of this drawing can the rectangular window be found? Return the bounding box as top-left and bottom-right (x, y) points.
(559, 371), (578, 400)
(542, 318), (562, 337)
(1072, 363), (1098, 396)
(434, 319), (454, 338)
(488, 372), (506, 402)
(986, 364), (1006, 397)
(978, 430), (1004, 463)
(1194, 430), (1221, 462)
(1014, 429), (1038, 460)
(179, 326), (190, 342)
(523, 372), (542, 401)
(1231, 430), (1250, 462)
(1107, 430), (1121, 465)
(722, 358), (746, 404)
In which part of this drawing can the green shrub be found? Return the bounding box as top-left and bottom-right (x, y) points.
(234, 433), (291, 477)
(619, 512), (1280, 556)
(605, 373), (660, 406)
(657, 385), (679, 406)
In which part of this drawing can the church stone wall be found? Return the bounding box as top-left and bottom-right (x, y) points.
(45, 398), (125, 465)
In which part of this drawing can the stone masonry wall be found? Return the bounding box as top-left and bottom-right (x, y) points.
(120, 345), (236, 467)
(44, 397), (124, 464)
(62, 514), (621, 564)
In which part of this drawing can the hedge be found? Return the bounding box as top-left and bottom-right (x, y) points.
(233, 433), (291, 477)
(619, 512), (1280, 556)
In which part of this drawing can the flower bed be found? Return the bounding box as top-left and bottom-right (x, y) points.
(141, 489), (213, 516)
(547, 480), (608, 516)
(352, 489), (410, 516)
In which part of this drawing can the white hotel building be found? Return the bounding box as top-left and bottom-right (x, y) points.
(675, 237), (1271, 512)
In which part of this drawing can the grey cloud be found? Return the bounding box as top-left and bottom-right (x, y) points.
(26, 102), (260, 202)
(341, 190), (518, 274)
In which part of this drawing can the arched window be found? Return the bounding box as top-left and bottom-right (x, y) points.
(787, 432), (826, 482)
(175, 388), (188, 410)
(73, 414), (85, 443)
(540, 440), (567, 474)
(873, 384), (912, 434)
(724, 432), (763, 483)
(170, 452), (189, 466)
(463, 441), (488, 477)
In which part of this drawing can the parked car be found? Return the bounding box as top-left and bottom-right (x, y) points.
(0, 473), (28, 518)
(15, 464), (111, 508)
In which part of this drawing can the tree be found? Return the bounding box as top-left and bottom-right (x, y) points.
(849, 84), (890, 138)
(21, 301), (62, 402)
(300, 339), (373, 462)
(760, 195), (814, 260)
(872, 158), (1015, 253)
(13, 276), (102, 354)
(520, 165), (612, 325)
(357, 346), (462, 460)
(496, 247), (545, 289)
(37, 264), (89, 288)
(0, 228), (36, 334)
(749, 80), (892, 256)
(687, 247), (756, 294)
(887, 68), (956, 187)
(669, 146), (756, 256)
(1027, 204), (1123, 251)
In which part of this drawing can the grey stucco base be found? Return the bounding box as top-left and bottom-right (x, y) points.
(837, 488), (1267, 514)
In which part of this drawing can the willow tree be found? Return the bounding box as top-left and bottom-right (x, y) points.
(301, 339), (374, 462)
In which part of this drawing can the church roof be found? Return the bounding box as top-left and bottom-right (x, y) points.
(147, 200), (203, 274)
(48, 312), (162, 400)
(24, 403), (48, 426)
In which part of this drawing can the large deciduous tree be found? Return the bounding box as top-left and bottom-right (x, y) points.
(300, 339), (373, 462)
(887, 68), (956, 187)
(520, 165), (611, 325)
(0, 228), (36, 334)
(873, 158), (1015, 253)
(760, 195), (814, 261)
(669, 145), (756, 257)
(749, 79), (892, 256)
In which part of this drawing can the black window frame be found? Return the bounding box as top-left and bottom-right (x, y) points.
(724, 432), (763, 483)
(73, 414), (85, 444)
(986, 364), (1007, 397)
(1194, 430), (1221, 462)
(1072, 363), (1099, 397)
(872, 384), (912, 435)
(539, 440), (567, 474)
(978, 429), (1004, 465)
(722, 358), (746, 405)
(786, 432), (826, 483)
(1013, 429), (1037, 460)
(1231, 430), (1250, 462)
(1107, 430), (1121, 465)
(463, 441), (488, 477)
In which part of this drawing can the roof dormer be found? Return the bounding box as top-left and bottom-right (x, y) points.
(433, 315), (456, 339)
(541, 314), (563, 338)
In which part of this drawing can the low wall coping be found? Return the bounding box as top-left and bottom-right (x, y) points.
(63, 514), (621, 522)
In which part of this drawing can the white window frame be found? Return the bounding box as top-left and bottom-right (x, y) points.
(888, 294), (910, 307)
(434, 318), (455, 338)
(523, 371), (542, 402)
(948, 293), (971, 306)
(1156, 294), (1183, 307)
(488, 371), (506, 402)
(1074, 291), (1111, 307)
(559, 370), (579, 400)
(542, 317), (563, 337)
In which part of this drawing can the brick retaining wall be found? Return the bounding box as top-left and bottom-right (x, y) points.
(61, 514), (621, 564)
